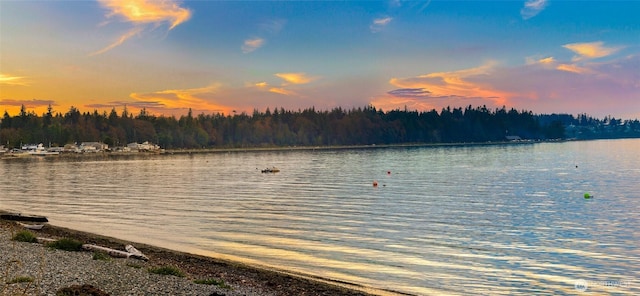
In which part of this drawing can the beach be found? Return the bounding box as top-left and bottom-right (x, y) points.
(0, 219), (375, 296)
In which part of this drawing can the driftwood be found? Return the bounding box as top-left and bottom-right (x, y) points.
(82, 244), (149, 261)
(33, 237), (149, 261)
(125, 244), (149, 261)
(36, 237), (57, 244)
(82, 244), (132, 259)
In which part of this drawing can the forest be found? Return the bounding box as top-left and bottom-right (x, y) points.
(1, 104), (639, 149)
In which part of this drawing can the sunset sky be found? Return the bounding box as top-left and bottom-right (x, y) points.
(1, 0), (638, 119)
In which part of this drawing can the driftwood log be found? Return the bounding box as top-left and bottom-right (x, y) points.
(32, 236), (149, 261)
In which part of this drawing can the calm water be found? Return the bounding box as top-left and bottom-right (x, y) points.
(1, 139), (638, 295)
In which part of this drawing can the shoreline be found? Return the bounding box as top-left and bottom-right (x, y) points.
(1, 140), (544, 161)
(1, 218), (392, 296)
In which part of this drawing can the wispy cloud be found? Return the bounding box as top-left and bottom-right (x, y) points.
(1, 99), (56, 108)
(260, 19), (286, 34)
(112, 84), (232, 115)
(90, 27), (143, 56)
(275, 73), (317, 85)
(0, 74), (29, 86)
(563, 41), (622, 61)
(521, 0), (548, 20)
(556, 63), (593, 74)
(242, 37), (265, 54)
(254, 82), (268, 88)
(92, 0), (192, 55)
(269, 87), (298, 96)
(387, 88), (432, 98)
(370, 16), (393, 33)
(246, 73), (318, 97)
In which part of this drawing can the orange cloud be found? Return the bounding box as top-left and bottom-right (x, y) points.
(537, 57), (555, 65)
(0, 73), (29, 86)
(382, 61), (514, 109)
(93, 0), (191, 55)
(275, 72), (317, 85)
(99, 0), (191, 29)
(254, 82), (268, 88)
(269, 87), (297, 96)
(556, 63), (593, 74)
(125, 84), (233, 115)
(563, 41), (622, 61)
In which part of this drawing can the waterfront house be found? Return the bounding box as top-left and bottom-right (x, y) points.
(80, 142), (108, 152)
(127, 141), (160, 152)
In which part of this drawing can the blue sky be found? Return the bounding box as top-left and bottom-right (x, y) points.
(1, 0), (639, 118)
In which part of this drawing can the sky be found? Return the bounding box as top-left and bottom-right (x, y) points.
(1, 0), (639, 119)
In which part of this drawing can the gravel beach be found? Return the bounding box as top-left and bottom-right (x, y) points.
(0, 220), (376, 296)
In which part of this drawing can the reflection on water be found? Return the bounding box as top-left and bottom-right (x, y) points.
(1, 139), (639, 295)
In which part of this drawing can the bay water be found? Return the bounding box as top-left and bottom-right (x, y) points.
(1, 139), (638, 295)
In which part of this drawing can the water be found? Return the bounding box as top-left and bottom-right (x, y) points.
(1, 139), (638, 295)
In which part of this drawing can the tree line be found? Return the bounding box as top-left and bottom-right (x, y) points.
(1, 104), (639, 149)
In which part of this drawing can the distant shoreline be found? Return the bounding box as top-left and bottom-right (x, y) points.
(2, 140), (547, 161)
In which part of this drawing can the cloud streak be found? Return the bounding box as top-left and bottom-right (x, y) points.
(521, 0), (548, 20)
(242, 37), (265, 53)
(275, 73), (317, 85)
(92, 0), (192, 55)
(1, 99), (56, 108)
(0, 74), (29, 86)
(370, 16), (392, 32)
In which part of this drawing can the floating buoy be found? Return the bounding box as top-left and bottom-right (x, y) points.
(373, 181), (378, 187)
(584, 193), (592, 199)
(387, 171), (391, 175)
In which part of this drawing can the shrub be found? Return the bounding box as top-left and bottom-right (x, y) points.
(194, 278), (231, 289)
(148, 266), (185, 277)
(6, 276), (34, 284)
(47, 238), (83, 252)
(12, 230), (38, 243)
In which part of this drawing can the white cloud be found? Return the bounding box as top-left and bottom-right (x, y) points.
(521, 0), (548, 20)
(370, 16), (393, 33)
(242, 37), (265, 54)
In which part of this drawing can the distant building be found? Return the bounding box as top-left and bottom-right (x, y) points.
(127, 141), (160, 152)
(64, 144), (81, 153)
(80, 142), (108, 152)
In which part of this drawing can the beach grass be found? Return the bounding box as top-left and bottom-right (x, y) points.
(92, 251), (111, 261)
(147, 265), (185, 277)
(194, 278), (232, 289)
(11, 230), (37, 243)
(46, 238), (83, 252)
